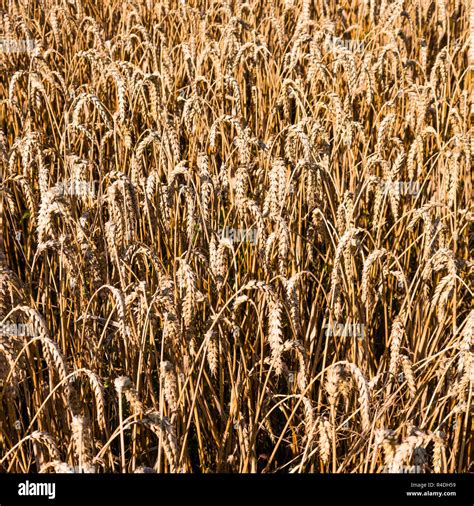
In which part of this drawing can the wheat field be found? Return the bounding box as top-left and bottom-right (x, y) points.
(0, 0), (472, 474)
